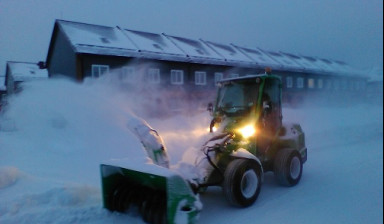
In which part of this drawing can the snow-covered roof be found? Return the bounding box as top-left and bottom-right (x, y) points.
(278, 51), (322, 73)
(324, 60), (362, 76)
(0, 76), (6, 91)
(201, 41), (254, 66)
(121, 29), (187, 62)
(58, 20), (140, 57)
(261, 50), (304, 71)
(231, 44), (282, 68)
(55, 20), (364, 77)
(7, 62), (48, 81)
(163, 34), (225, 64)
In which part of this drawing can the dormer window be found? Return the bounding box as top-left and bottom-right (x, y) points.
(100, 37), (110, 44)
(153, 44), (163, 51)
(195, 49), (204, 55)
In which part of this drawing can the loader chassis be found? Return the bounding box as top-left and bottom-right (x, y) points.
(100, 73), (307, 224)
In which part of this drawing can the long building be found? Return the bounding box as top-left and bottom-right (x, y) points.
(43, 20), (368, 113)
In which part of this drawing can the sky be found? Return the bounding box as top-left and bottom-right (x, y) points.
(0, 0), (383, 77)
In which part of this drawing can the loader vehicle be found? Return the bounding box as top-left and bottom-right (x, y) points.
(100, 70), (307, 224)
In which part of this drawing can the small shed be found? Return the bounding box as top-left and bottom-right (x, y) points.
(5, 61), (49, 94)
(0, 76), (6, 109)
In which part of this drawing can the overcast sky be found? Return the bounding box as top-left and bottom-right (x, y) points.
(0, 0), (382, 77)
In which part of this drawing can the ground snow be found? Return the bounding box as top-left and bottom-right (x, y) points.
(0, 78), (382, 224)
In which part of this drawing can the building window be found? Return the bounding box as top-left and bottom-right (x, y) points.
(147, 68), (160, 84)
(195, 71), (207, 85)
(333, 80), (340, 90)
(286, 77), (293, 88)
(229, 73), (239, 78)
(297, 77), (304, 88)
(318, 79), (323, 89)
(308, 78), (315, 89)
(214, 72), (223, 85)
(349, 80), (354, 90)
(361, 81), (366, 90)
(341, 80), (348, 90)
(121, 66), (135, 83)
(91, 64), (109, 78)
(170, 70), (184, 85)
(326, 80), (332, 89)
(354, 81), (360, 90)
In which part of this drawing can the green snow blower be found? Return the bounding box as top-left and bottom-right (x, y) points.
(100, 70), (307, 224)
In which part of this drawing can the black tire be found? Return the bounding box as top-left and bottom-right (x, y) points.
(274, 148), (303, 186)
(223, 159), (262, 207)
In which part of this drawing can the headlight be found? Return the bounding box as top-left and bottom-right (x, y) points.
(207, 126), (218, 132)
(238, 125), (256, 139)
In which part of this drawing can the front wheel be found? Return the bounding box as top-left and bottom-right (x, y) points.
(274, 149), (303, 186)
(223, 159), (262, 207)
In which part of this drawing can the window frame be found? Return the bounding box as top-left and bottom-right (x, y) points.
(297, 77), (304, 88)
(195, 71), (207, 85)
(147, 68), (161, 84)
(91, 64), (109, 78)
(317, 79), (323, 89)
(170, 69), (184, 85)
(214, 72), (223, 85)
(308, 78), (315, 89)
(121, 66), (135, 83)
(286, 76), (293, 88)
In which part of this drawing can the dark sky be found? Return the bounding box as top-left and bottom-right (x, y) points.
(0, 0), (382, 76)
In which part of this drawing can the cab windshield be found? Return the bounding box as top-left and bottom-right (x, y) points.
(216, 81), (259, 116)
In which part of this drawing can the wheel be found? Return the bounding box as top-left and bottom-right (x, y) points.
(223, 159), (262, 207)
(274, 149), (303, 186)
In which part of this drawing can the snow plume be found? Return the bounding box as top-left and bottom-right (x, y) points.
(0, 76), (148, 185)
(93, 61), (216, 120)
(0, 166), (20, 189)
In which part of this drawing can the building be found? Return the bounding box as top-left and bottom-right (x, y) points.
(5, 61), (49, 95)
(45, 19), (367, 113)
(0, 75), (6, 111)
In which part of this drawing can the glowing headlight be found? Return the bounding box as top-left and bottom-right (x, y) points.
(238, 125), (256, 139)
(207, 126), (218, 132)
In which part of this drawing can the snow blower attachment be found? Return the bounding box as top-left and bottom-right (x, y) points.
(100, 163), (200, 224)
(100, 70), (307, 224)
(100, 117), (201, 224)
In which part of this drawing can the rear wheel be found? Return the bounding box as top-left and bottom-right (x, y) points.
(274, 149), (303, 186)
(223, 159), (262, 207)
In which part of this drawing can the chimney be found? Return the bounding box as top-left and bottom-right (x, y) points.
(37, 61), (46, 69)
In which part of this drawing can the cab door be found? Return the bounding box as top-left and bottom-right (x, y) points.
(257, 77), (282, 155)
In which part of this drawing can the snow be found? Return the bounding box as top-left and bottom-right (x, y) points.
(262, 50), (303, 71)
(59, 20), (138, 51)
(122, 30), (185, 56)
(0, 76), (383, 224)
(232, 44), (283, 68)
(7, 62), (48, 82)
(202, 41), (254, 64)
(157, 35), (224, 62)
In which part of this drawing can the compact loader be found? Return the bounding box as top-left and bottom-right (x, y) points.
(100, 71), (307, 224)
